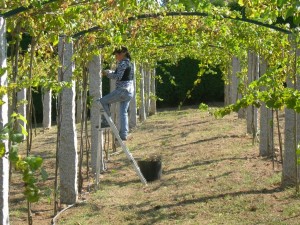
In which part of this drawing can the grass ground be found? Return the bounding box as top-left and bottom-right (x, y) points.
(10, 105), (300, 225)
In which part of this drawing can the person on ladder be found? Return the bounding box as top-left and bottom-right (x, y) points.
(98, 46), (134, 141)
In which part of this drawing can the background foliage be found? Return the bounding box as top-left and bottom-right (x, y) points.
(156, 58), (224, 107)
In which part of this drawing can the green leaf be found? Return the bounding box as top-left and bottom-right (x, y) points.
(17, 114), (27, 124)
(0, 143), (5, 157)
(24, 187), (40, 203)
(53, 37), (59, 46)
(277, 0), (287, 8)
(0, 67), (7, 77)
(238, 0), (244, 6)
(25, 156), (43, 171)
(285, 7), (294, 19)
(285, 97), (296, 109)
(40, 167), (48, 181)
(199, 103), (208, 111)
(9, 145), (19, 163)
(19, 124), (28, 136)
(11, 133), (24, 143)
(0, 123), (9, 132)
(293, 15), (300, 26)
(15, 160), (27, 171)
(23, 171), (36, 184)
(10, 112), (18, 118)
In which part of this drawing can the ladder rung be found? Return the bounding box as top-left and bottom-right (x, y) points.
(95, 125), (110, 130)
(98, 103), (147, 185)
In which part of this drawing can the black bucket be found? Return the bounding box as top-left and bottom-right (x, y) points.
(137, 160), (162, 182)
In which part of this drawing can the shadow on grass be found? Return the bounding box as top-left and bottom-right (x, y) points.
(134, 133), (174, 146)
(180, 120), (211, 127)
(100, 177), (141, 187)
(105, 157), (252, 190)
(174, 134), (244, 149)
(135, 187), (282, 224)
(38, 153), (56, 160)
(10, 196), (26, 204)
(208, 171), (233, 180)
(165, 157), (249, 174)
(140, 124), (175, 131)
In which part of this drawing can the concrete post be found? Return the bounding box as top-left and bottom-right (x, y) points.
(0, 16), (9, 225)
(231, 57), (239, 104)
(259, 58), (273, 156)
(230, 57), (245, 118)
(42, 88), (52, 129)
(129, 62), (137, 128)
(224, 64), (231, 106)
(149, 68), (157, 115)
(282, 41), (300, 186)
(88, 55), (105, 173)
(139, 64), (146, 122)
(246, 51), (258, 135)
(76, 90), (82, 123)
(145, 66), (151, 116)
(58, 35), (78, 204)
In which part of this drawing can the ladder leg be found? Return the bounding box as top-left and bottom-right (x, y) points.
(98, 104), (147, 185)
(95, 110), (108, 189)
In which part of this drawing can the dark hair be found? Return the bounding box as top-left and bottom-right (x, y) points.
(112, 46), (131, 60)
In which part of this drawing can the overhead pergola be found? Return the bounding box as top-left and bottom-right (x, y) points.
(1, 2), (300, 224)
(72, 11), (292, 39)
(1, 1), (293, 39)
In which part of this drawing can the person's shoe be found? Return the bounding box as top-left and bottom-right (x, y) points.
(101, 115), (110, 128)
(115, 136), (127, 142)
(120, 133), (132, 141)
(120, 136), (127, 141)
(100, 122), (110, 128)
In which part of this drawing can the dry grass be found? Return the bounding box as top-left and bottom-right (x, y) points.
(10, 105), (300, 225)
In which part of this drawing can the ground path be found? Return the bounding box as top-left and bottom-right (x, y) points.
(11, 105), (300, 225)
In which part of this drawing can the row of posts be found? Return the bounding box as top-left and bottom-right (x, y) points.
(13, 38), (300, 206)
(225, 46), (300, 185)
(56, 37), (157, 203)
(0, 27), (157, 223)
(0, 16), (299, 224)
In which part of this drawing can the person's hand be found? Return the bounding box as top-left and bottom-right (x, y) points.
(102, 70), (109, 76)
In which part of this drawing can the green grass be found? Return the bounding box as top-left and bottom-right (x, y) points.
(9, 106), (300, 225)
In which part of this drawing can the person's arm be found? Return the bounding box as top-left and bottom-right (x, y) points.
(105, 61), (128, 80)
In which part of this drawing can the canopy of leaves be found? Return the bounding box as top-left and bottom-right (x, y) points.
(0, 0), (298, 112)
